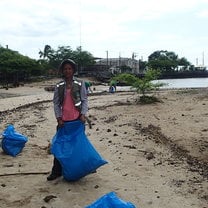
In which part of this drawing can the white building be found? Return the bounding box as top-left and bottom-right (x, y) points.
(96, 57), (140, 74)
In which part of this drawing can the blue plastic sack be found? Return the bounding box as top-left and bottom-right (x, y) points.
(51, 120), (107, 181)
(1, 124), (28, 157)
(85, 192), (136, 208)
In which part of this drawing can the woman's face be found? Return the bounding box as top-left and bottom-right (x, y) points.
(62, 63), (74, 79)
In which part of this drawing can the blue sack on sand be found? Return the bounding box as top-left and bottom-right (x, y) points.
(1, 124), (28, 157)
(51, 120), (107, 181)
(85, 192), (136, 208)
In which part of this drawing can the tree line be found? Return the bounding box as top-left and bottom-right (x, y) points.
(0, 45), (95, 87)
(139, 50), (207, 79)
(0, 45), (207, 87)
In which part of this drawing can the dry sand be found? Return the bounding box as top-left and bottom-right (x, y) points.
(0, 79), (207, 208)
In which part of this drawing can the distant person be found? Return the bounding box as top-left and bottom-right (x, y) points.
(47, 59), (88, 181)
(85, 81), (93, 95)
(109, 85), (116, 93)
(109, 80), (117, 93)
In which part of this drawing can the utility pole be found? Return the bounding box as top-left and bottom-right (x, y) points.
(202, 51), (204, 66)
(78, 0), (82, 76)
(106, 50), (108, 69)
(119, 52), (121, 69)
(196, 58), (198, 66)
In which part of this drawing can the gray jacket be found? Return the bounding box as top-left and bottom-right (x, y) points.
(53, 78), (88, 119)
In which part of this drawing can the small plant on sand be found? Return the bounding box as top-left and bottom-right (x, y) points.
(113, 69), (166, 104)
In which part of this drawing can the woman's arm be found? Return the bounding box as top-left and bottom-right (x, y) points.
(53, 85), (62, 119)
(80, 80), (88, 116)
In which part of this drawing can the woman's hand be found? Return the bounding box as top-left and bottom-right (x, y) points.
(79, 114), (86, 123)
(57, 117), (64, 127)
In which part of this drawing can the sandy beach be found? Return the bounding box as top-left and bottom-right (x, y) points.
(0, 79), (207, 208)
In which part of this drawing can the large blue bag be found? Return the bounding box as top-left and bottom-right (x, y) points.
(85, 192), (136, 208)
(51, 120), (107, 181)
(1, 124), (28, 157)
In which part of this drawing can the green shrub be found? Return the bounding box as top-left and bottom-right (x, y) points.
(113, 69), (166, 103)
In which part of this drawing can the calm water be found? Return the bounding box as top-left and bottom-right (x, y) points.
(115, 77), (208, 91)
(153, 77), (208, 89)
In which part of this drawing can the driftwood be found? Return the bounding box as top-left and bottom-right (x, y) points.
(0, 171), (49, 177)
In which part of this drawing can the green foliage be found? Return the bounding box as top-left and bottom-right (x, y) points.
(133, 69), (164, 96)
(38, 45), (95, 72)
(113, 73), (138, 84)
(148, 50), (191, 74)
(113, 69), (165, 103)
(0, 47), (43, 86)
(73, 46), (95, 66)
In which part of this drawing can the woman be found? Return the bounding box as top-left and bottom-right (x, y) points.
(47, 59), (88, 181)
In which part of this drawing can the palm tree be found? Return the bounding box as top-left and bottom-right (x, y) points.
(39, 45), (52, 59)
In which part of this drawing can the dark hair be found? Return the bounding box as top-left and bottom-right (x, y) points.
(59, 59), (77, 73)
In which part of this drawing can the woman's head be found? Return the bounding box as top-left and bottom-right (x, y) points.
(59, 59), (77, 74)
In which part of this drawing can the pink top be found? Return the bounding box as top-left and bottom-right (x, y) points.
(62, 89), (80, 121)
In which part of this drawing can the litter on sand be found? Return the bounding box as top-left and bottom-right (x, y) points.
(85, 192), (136, 208)
(1, 124), (28, 157)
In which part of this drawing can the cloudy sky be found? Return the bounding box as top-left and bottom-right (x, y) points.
(0, 0), (208, 66)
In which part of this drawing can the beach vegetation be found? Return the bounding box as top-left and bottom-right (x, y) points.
(0, 47), (44, 88)
(112, 69), (165, 103)
(148, 50), (191, 74)
(38, 45), (95, 73)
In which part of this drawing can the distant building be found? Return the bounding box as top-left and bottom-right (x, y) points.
(78, 57), (140, 81)
(96, 57), (140, 74)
